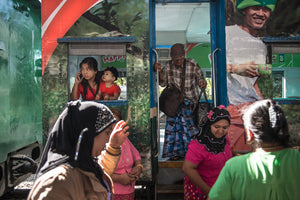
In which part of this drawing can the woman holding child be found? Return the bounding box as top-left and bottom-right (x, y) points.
(71, 57), (120, 101)
(71, 57), (102, 101)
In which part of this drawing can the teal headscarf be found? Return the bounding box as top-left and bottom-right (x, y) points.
(236, 0), (277, 12)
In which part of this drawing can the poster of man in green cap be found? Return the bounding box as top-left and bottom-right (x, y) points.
(225, 0), (277, 153)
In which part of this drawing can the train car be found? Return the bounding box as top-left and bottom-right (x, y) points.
(0, 0), (42, 196)
(1, 0), (299, 198)
(42, 0), (300, 199)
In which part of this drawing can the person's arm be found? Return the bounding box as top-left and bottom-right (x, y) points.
(70, 71), (83, 100)
(111, 173), (136, 185)
(154, 62), (167, 86)
(195, 63), (207, 89)
(100, 145), (121, 176)
(99, 120), (129, 175)
(227, 62), (260, 78)
(182, 159), (211, 195)
(95, 91), (102, 100)
(70, 83), (80, 100)
(107, 92), (120, 100)
(130, 159), (143, 179)
(253, 81), (264, 99)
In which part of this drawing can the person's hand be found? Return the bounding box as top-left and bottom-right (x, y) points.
(95, 94), (101, 100)
(75, 70), (83, 84)
(129, 165), (143, 180)
(154, 62), (162, 73)
(118, 173), (136, 185)
(199, 80), (207, 89)
(230, 62), (259, 78)
(109, 120), (129, 148)
(103, 93), (110, 100)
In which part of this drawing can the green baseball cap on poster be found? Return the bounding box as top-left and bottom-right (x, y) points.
(236, 0), (277, 11)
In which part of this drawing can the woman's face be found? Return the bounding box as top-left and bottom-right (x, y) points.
(91, 123), (116, 157)
(81, 63), (97, 81)
(242, 6), (271, 30)
(210, 119), (230, 138)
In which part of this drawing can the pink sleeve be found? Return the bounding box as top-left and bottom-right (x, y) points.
(127, 139), (141, 161)
(185, 140), (206, 165)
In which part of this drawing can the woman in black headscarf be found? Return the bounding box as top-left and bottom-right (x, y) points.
(182, 106), (232, 200)
(28, 100), (129, 200)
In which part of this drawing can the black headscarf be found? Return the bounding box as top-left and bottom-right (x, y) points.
(36, 100), (116, 188)
(196, 105), (231, 154)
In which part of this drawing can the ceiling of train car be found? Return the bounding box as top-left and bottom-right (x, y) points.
(156, 3), (210, 46)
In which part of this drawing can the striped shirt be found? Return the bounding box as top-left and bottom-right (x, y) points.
(159, 58), (205, 106)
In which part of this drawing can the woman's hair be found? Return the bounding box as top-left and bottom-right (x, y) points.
(110, 108), (122, 120)
(242, 99), (289, 147)
(79, 57), (101, 99)
(80, 57), (98, 71)
(104, 66), (119, 80)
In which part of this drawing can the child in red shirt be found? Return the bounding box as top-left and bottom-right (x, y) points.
(96, 66), (121, 100)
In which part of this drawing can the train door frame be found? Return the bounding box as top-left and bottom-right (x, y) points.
(148, 0), (227, 198)
(148, 0), (228, 164)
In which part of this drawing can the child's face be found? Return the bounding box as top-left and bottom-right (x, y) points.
(102, 70), (115, 83)
(81, 63), (97, 81)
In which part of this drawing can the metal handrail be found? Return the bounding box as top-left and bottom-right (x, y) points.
(152, 49), (161, 158)
(211, 48), (219, 107)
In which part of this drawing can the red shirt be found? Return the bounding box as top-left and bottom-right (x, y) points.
(99, 82), (121, 100)
(77, 83), (99, 101)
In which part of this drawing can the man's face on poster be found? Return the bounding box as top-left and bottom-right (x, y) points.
(242, 6), (271, 30)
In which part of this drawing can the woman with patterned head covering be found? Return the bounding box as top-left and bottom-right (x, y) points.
(209, 99), (300, 200)
(28, 101), (129, 200)
(182, 106), (232, 200)
(226, 0), (277, 154)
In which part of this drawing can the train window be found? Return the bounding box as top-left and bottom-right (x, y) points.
(271, 53), (300, 99)
(58, 37), (135, 105)
(69, 55), (127, 101)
